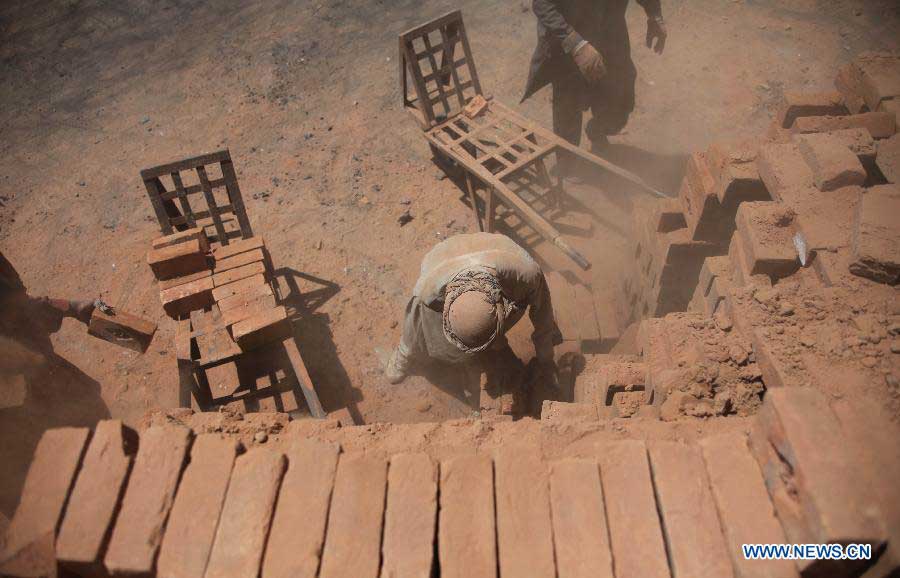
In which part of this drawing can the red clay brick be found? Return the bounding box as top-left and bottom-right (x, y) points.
(706, 275), (732, 316)
(876, 133), (900, 184)
(0, 428), (90, 578)
(232, 305), (290, 350)
(795, 133), (866, 191)
(211, 273), (267, 302)
(680, 154), (732, 243)
(804, 127), (877, 160)
(549, 459), (614, 578)
(204, 360), (241, 400)
(735, 202), (800, 280)
(217, 282), (274, 312)
(211, 236), (265, 261)
(213, 247), (265, 273)
(835, 62), (868, 114)
(104, 426), (192, 576)
(791, 112), (896, 139)
(262, 439), (339, 578)
(152, 226), (210, 253)
(757, 143), (815, 202)
(88, 307), (157, 353)
(707, 141), (769, 205)
(699, 433), (798, 578)
(540, 400), (598, 422)
(850, 184), (900, 284)
(212, 261), (266, 288)
(380, 453), (438, 578)
(205, 448), (286, 578)
(776, 91), (848, 129)
(56, 421), (137, 576)
(438, 455), (496, 578)
(855, 52), (900, 112)
(319, 454), (388, 578)
(831, 398), (900, 578)
(652, 197), (687, 232)
(160, 275), (214, 318)
(157, 434), (239, 578)
(599, 440), (670, 578)
(750, 388), (885, 576)
(698, 255), (732, 297)
(147, 238), (209, 281)
(648, 441), (734, 578)
(158, 269), (212, 291)
(494, 449), (555, 578)
(220, 294), (277, 328)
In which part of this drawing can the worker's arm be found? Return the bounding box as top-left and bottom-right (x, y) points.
(528, 273), (562, 364)
(532, 0), (583, 54)
(637, 0), (667, 53)
(636, 0), (662, 18)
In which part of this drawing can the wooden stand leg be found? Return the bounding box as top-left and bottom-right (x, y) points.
(465, 173), (484, 232)
(486, 188), (496, 233)
(535, 159), (560, 210)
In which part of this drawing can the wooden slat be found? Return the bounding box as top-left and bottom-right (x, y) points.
(438, 455), (497, 578)
(221, 158), (253, 239)
(438, 27), (466, 109)
(398, 9), (463, 45)
(494, 450), (556, 578)
(319, 455), (388, 578)
(159, 177), (229, 201)
(283, 337), (326, 419)
(197, 164), (228, 244)
(213, 236), (265, 261)
(170, 172), (196, 227)
(421, 32), (451, 117)
(144, 176), (174, 234)
(140, 150), (231, 180)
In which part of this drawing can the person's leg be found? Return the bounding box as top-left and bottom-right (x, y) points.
(585, 64), (636, 150)
(386, 297), (425, 384)
(552, 75), (586, 176)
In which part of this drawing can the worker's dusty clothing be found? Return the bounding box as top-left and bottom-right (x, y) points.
(398, 233), (560, 366)
(523, 0), (662, 145)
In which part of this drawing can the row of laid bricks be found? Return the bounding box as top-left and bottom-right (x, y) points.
(2, 388), (898, 578)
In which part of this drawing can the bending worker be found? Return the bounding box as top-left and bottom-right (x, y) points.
(385, 233), (561, 387)
(522, 0), (667, 176)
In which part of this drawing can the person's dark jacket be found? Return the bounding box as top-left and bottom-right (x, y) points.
(522, 0), (661, 101)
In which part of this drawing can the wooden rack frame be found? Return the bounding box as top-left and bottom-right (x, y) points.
(141, 150), (253, 246)
(400, 10), (665, 270)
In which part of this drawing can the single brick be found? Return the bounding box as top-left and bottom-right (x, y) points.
(204, 360), (241, 400)
(679, 154), (732, 243)
(850, 184), (900, 284)
(438, 456), (497, 578)
(776, 91), (848, 129)
(221, 293), (277, 326)
(707, 141), (769, 205)
(262, 439), (339, 578)
(795, 133), (866, 191)
(648, 442), (734, 578)
(57, 421), (138, 576)
(213, 247), (265, 273)
(88, 307), (157, 353)
(791, 112), (896, 139)
(205, 449), (286, 578)
(549, 459), (614, 578)
(699, 433), (798, 578)
(104, 426), (192, 576)
(217, 282), (274, 312)
(212, 261), (266, 288)
(652, 197), (687, 233)
(380, 454), (438, 578)
(735, 202), (800, 280)
(158, 269), (212, 291)
(232, 305), (290, 350)
(160, 275), (214, 318)
(152, 227), (210, 253)
(540, 400), (598, 422)
(705, 275), (732, 316)
(147, 238), (209, 281)
(211, 273), (267, 302)
(494, 450), (555, 578)
(835, 62), (868, 114)
(757, 143), (814, 202)
(855, 52), (900, 112)
(876, 133), (900, 183)
(599, 440), (670, 578)
(319, 454), (388, 578)
(211, 236), (265, 261)
(801, 127), (877, 160)
(698, 255), (732, 297)
(157, 435), (239, 578)
(0, 428), (90, 578)
(750, 389), (885, 576)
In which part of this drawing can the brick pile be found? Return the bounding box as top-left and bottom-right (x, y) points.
(3, 388), (897, 577)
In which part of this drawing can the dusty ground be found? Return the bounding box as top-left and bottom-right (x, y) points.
(0, 0), (898, 514)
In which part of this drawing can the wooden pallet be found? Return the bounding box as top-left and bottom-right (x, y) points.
(141, 150), (253, 246)
(399, 10), (665, 271)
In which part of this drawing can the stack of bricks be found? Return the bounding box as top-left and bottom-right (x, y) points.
(150, 227), (215, 318)
(208, 236), (290, 351)
(3, 388), (897, 578)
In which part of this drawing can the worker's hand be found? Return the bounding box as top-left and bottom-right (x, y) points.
(646, 16), (667, 54)
(531, 359), (560, 390)
(572, 42), (607, 85)
(71, 300), (95, 325)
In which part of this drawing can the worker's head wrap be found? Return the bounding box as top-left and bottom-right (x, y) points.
(442, 267), (513, 353)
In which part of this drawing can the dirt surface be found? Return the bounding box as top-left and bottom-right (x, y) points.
(1, 0), (899, 516)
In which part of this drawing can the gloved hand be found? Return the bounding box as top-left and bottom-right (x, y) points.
(572, 42), (607, 85)
(646, 16), (667, 54)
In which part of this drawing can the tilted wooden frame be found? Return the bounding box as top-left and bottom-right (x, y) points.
(400, 11), (665, 270)
(141, 149), (253, 246)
